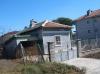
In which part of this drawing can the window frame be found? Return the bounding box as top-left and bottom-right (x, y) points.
(93, 19), (97, 23)
(54, 35), (61, 46)
(88, 30), (91, 33)
(87, 20), (90, 24)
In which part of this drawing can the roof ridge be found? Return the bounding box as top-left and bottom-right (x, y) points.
(42, 20), (49, 26)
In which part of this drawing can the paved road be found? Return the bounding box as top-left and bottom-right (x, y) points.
(63, 58), (100, 74)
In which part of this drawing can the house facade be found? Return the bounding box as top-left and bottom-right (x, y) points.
(74, 9), (100, 40)
(4, 20), (77, 62)
(73, 9), (100, 56)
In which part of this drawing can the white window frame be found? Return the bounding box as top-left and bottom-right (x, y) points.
(54, 35), (61, 46)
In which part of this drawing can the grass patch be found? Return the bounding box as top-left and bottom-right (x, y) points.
(0, 62), (85, 74)
(16, 62), (85, 74)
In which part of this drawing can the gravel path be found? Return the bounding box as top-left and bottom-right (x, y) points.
(63, 58), (100, 74)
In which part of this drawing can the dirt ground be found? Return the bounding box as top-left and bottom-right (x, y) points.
(84, 52), (100, 59)
(63, 58), (100, 74)
(0, 59), (84, 74)
(0, 59), (20, 71)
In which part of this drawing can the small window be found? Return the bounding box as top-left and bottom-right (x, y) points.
(95, 29), (98, 32)
(93, 19), (97, 23)
(55, 36), (61, 45)
(88, 30), (91, 33)
(87, 21), (90, 24)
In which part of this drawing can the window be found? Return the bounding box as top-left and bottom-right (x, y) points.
(93, 19), (97, 23)
(94, 28), (98, 32)
(88, 30), (91, 33)
(55, 36), (61, 45)
(87, 21), (90, 24)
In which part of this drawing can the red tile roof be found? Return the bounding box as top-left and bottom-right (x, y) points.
(74, 9), (100, 22)
(42, 21), (71, 29)
(3, 31), (18, 36)
(17, 20), (71, 35)
(1, 31), (19, 43)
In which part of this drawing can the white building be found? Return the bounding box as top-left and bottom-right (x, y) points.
(4, 20), (77, 62)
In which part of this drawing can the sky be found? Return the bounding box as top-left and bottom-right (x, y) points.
(0, 0), (100, 35)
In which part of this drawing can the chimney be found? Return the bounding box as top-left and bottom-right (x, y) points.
(87, 9), (92, 16)
(30, 19), (37, 28)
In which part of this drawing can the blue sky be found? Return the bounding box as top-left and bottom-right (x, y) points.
(0, 0), (100, 35)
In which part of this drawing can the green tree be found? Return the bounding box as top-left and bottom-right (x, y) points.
(52, 17), (72, 26)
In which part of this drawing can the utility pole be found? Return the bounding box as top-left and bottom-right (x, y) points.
(75, 23), (80, 57)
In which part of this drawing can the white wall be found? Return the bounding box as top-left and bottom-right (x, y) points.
(42, 31), (71, 54)
(42, 30), (77, 62)
(16, 38), (28, 45)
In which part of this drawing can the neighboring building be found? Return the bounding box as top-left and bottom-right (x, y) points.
(0, 31), (18, 44)
(0, 31), (18, 58)
(4, 20), (77, 62)
(73, 9), (100, 56)
(74, 9), (100, 40)
(0, 44), (3, 58)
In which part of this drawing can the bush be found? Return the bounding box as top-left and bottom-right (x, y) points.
(20, 62), (85, 74)
(21, 64), (43, 74)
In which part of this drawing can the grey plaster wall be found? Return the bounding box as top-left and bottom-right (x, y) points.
(76, 17), (100, 39)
